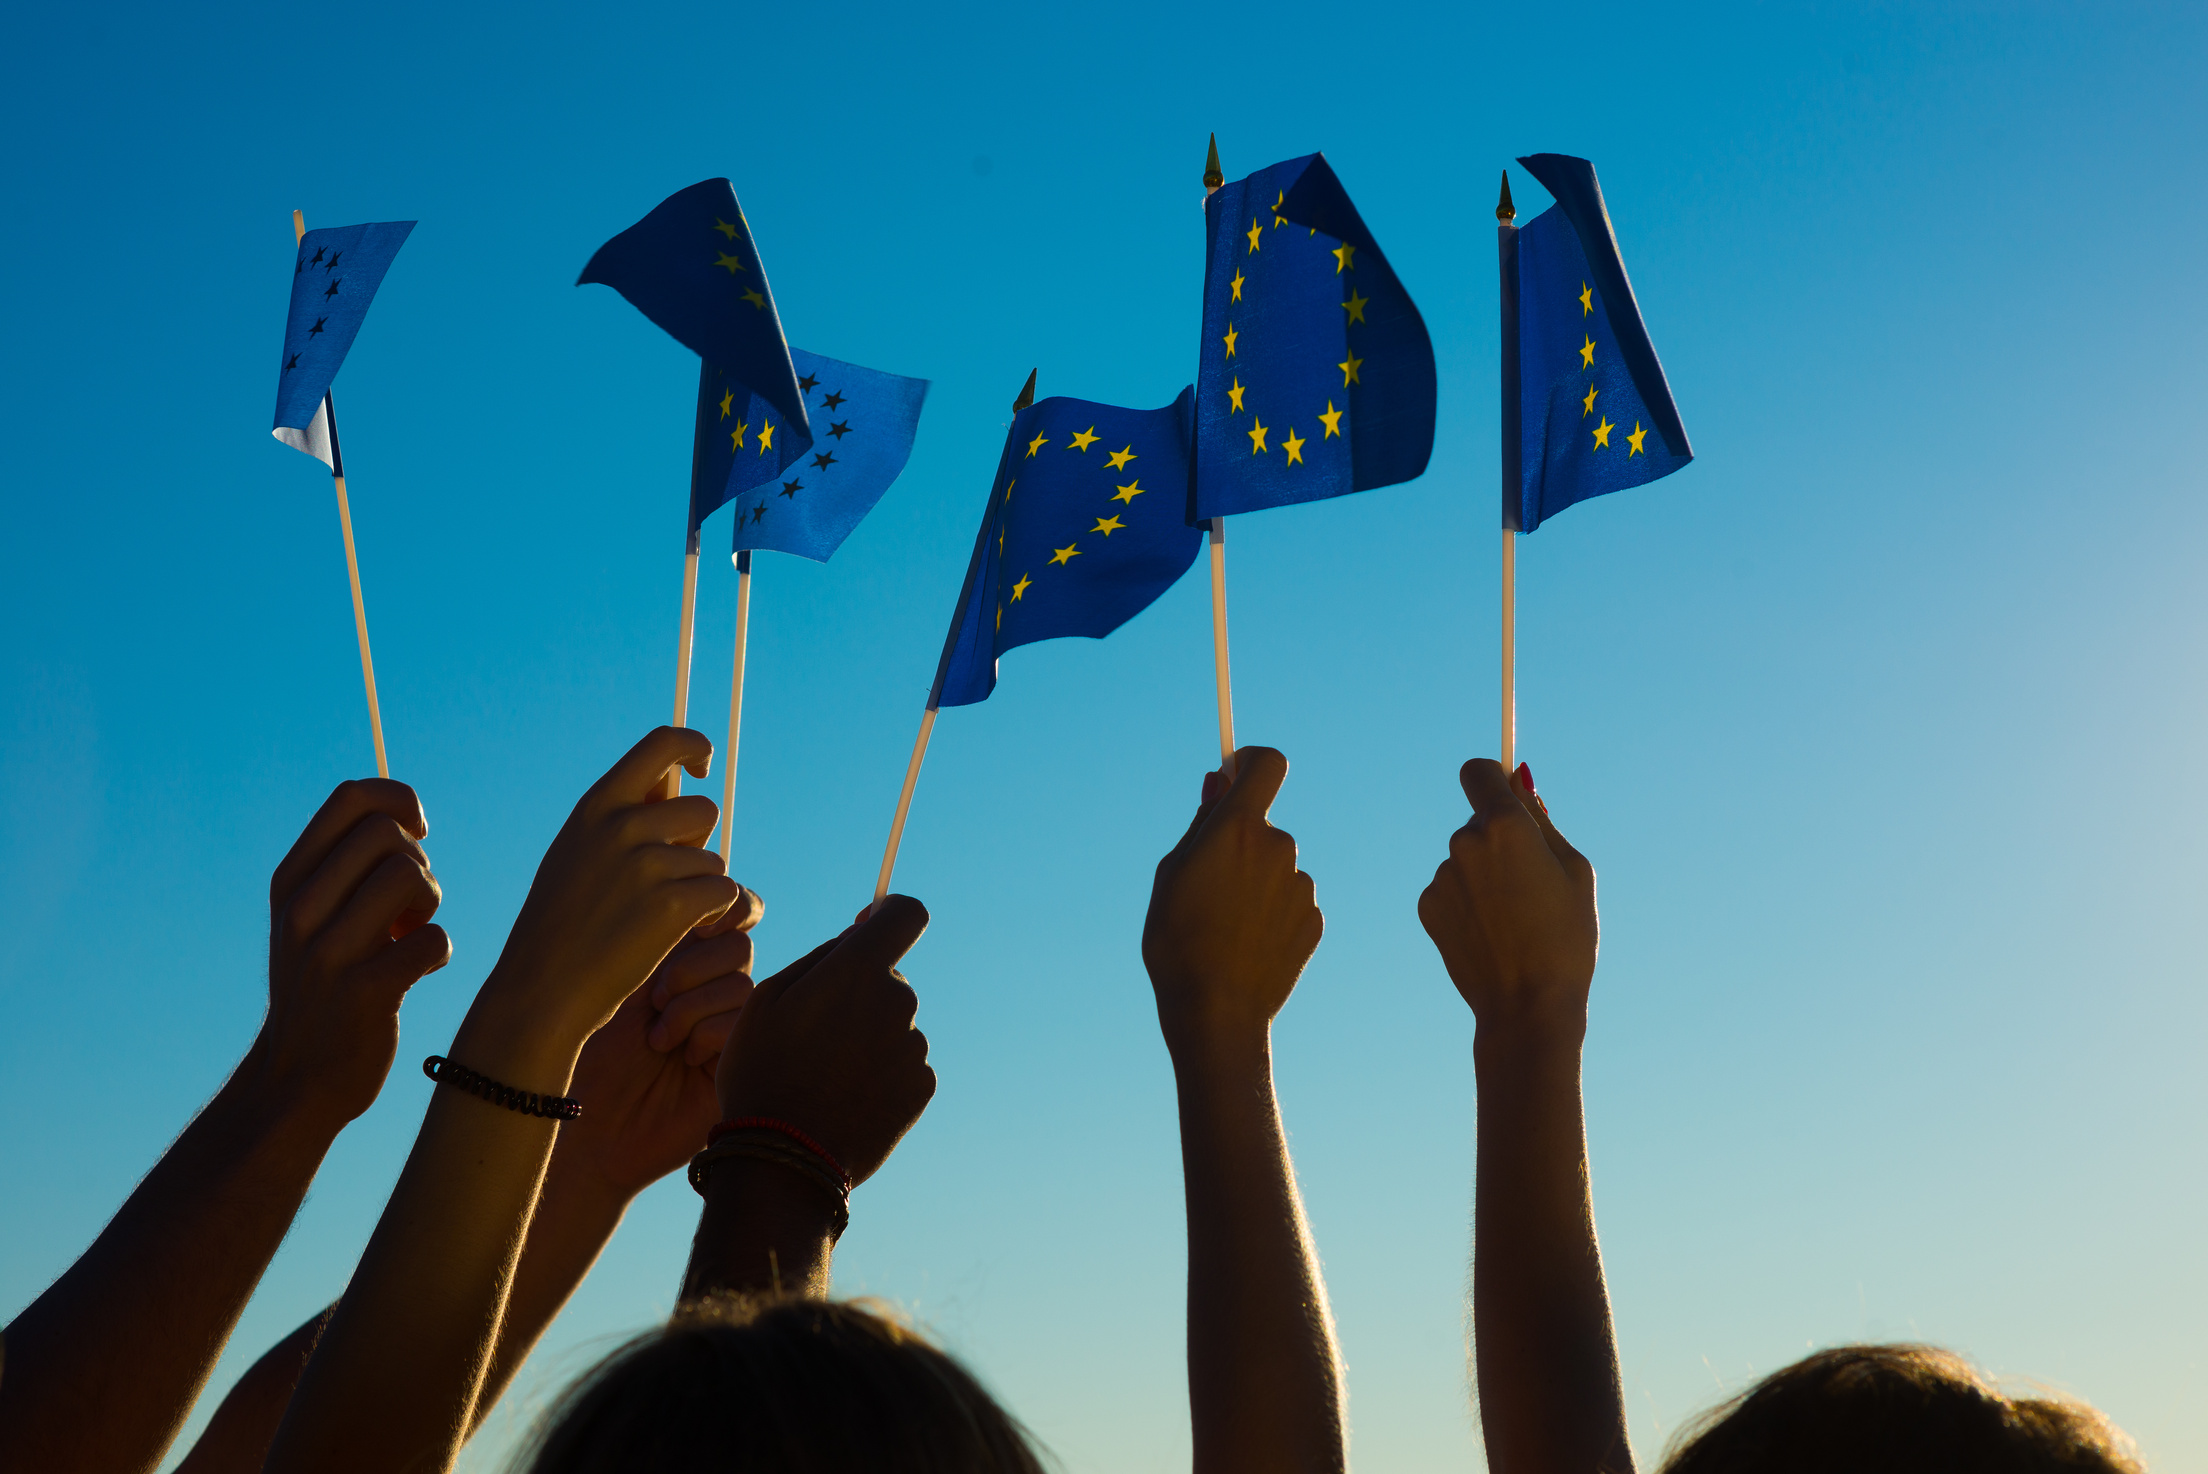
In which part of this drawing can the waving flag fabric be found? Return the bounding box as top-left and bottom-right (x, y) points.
(271, 220), (415, 467)
(579, 179), (812, 448)
(694, 348), (928, 560)
(933, 390), (1202, 708)
(1505, 153), (1692, 533)
(1192, 154), (1434, 522)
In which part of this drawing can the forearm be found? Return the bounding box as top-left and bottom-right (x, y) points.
(1472, 1026), (1632, 1474)
(170, 1306), (335, 1474)
(469, 1169), (630, 1430)
(263, 1010), (578, 1474)
(1171, 1028), (1345, 1474)
(680, 1158), (838, 1301)
(0, 1061), (335, 1474)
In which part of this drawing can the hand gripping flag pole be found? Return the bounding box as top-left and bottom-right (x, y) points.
(870, 369), (1037, 903)
(1496, 173), (1519, 775)
(295, 209), (390, 779)
(1200, 135), (1239, 780)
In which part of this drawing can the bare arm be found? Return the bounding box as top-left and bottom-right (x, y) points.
(263, 728), (739, 1474)
(0, 780), (448, 1474)
(1144, 747), (1343, 1474)
(1419, 760), (1630, 1474)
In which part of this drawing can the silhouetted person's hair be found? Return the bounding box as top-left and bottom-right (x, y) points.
(514, 1294), (1049, 1474)
(1659, 1343), (2140, 1474)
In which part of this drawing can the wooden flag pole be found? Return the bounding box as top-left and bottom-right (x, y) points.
(665, 526), (701, 799)
(1497, 172), (1519, 776)
(296, 209), (390, 779)
(872, 368), (1038, 903)
(718, 550), (752, 859)
(1202, 136), (1238, 779)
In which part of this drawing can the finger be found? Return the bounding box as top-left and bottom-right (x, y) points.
(1511, 762), (1590, 877)
(830, 893), (930, 977)
(623, 794), (723, 849)
(746, 935), (844, 1011)
(285, 815), (431, 941)
(708, 884), (764, 934)
(1169, 766), (1231, 853)
(591, 727), (716, 810)
(649, 928), (756, 1009)
(355, 921), (453, 1006)
(660, 874), (744, 935)
(649, 972), (755, 1052)
(271, 780), (426, 911)
(684, 1014), (736, 1068)
(326, 851), (443, 961)
(1210, 746), (1289, 824)
(1458, 758), (1534, 825)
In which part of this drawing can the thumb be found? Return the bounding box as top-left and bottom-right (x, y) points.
(1169, 766), (1231, 856)
(1511, 762), (1592, 880)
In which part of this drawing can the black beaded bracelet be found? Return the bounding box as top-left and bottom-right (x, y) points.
(422, 1055), (582, 1121)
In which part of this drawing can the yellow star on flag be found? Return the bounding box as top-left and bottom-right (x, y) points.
(1282, 427), (1306, 465)
(1230, 269), (1245, 302)
(1627, 422), (1647, 455)
(1068, 427), (1100, 451)
(713, 218), (740, 240)
(1332, 242), (1356, 273)
(1318, 401), (1343, 437)
(1248, 418), (1269, 453)
(1092, 515), (1125, 536)
(1112, 480), (1146, 504)
(730, 421), (748, 451)
(1593, 416), (1614, 449)
(1026, 433), (1050, 457)
(1338, 353), (1363, 385)
(741, 289), (767, 310)
(1247, 218), (1263, 253)
(1579, 335), (1595, 368)
(757, 422), (775, 452)
(1342, 289), (1368, 325)
(1228, 378), (1246, 412)
(719, 389), (735, 420)
(1105, 446), (1136, 471)
(1582, 384), (1598, 416)
(1223, 322), (1238, 358)
(1049, 543), (1081, 566)
(1011, 573), (1032, 600)
(1579, 282), (1593, 315)
(714, 251), (745, 274)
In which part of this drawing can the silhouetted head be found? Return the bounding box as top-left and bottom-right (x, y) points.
(516, 1294), (1048, 1474)
(1659, 1343), (2140, 1474)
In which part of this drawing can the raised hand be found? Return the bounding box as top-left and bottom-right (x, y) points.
(472, 726), (740, 1060)
(1417, 760), (1597, 1037)
(713, 896), (935, 1186)
(249, 778), (451, 1130)
(1142, 746), (1323, 1048)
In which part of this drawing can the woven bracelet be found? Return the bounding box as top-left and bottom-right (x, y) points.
(688, 1134), (852, 1241)
(422, 1055), (582, 1121)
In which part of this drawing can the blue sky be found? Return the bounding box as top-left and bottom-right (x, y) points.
(3, 2), (2205, 1469)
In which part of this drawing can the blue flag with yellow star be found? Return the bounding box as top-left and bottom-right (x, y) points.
(271, 220), (416, 467)
(1192, 154), (1434, 522)
(698, 348), (929, 560)
(579, 179), (812, 444)
(1506, 154), (1692, 533)
(933, 389), (1202, 708)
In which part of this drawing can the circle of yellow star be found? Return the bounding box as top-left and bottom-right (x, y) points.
(1282, 427), (1306, 465)
(1112, 480), (1146, 504)
(1338, 353), (1363, 386)
(1026, 433), (1050, 457)
(1341, 290), (1368, 325)
(1222, 322), (1238, 358)
(1092, 515), (1125, 536)
(1593, 416), (1614, 449)
(1627, 422), (1647, 456)
(1248, 418), (1270, 453)
(1105, 445), (1137, 471)
(1318, 401), (1343, 438)
(1049, 543), (1081, 566)
(1068, 427), (1100, 452)
(1229, 269), (1245, 302)
(1011, 574), (1032, 600)
(1332, 242), (1356, 273)
(1227, 378), (1246, 412)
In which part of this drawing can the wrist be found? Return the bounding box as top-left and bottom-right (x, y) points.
(447, 992), (589, 1100)
(1473, 1010), (1587, 1077)
(223, 1036), (357, 1151)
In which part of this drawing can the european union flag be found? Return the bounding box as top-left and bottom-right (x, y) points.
(579, 179), (812, 444)
(1505, 154), (1692, 533)
(1193, 154), (1435, 522)
(697, 348), (928, 561)
(933, 388), (1202, 708)
(271, 220), (415, 466)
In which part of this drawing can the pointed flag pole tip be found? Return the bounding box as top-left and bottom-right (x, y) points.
(1203, 133), (1224, 191)
(1496, 170), (1516, 224)
(1013, 369), (1037, 413)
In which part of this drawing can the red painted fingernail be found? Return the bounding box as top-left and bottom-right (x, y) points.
(1201, 770), (1226, 805)
(1515, 761), (1535, 794)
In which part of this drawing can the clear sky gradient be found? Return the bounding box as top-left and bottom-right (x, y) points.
(3, 3), (2204, 1469)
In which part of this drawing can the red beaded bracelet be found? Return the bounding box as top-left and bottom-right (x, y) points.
(708, 1116), (850, 1191)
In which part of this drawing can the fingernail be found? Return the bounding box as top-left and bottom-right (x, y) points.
(1515, 761), (1536, 794)
(1201, 770), (1226, 805)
